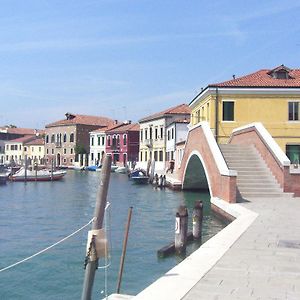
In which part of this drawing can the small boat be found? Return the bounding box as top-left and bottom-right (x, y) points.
(131, 176), (149, 184)
(10, 167), (66, 182)
(0, 173), (8, 184)
(115, 166), (127, 174)
(110, 165), (119, 172)
(129, 168), (147, 178)
(86, 165), (101, 172)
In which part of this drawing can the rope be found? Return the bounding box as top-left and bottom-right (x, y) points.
(0, 217), (95, 273)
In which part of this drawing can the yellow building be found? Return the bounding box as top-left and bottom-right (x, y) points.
(189, 65), (300, 163)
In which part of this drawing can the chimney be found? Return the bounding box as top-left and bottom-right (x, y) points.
(114, 120), (118, 125)
(232, 75), (236, 80)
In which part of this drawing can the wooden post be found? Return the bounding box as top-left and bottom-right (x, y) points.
(35, 159), (38, 181)
(24, 155), (28, 182)
(192, 200), (203, 240)
(146, 159), (151, 176)
(175, 205), (188, 255)
(116, 207), (133, 294)
(51, 158), (54, 181)
(81, 154), (112, 300)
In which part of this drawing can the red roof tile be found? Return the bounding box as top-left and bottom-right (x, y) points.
(209, 65), (300, 88)
(0, 127), (44, 135)
(46, 113), (115, 128)
(5, 135), (36, 144)
(139, 104), (191, 123)
(105, 122), (140, 133)
(25, 138), (45, 146)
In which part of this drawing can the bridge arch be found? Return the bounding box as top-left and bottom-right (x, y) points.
(178, 122), (237, 203)
(182, 150), (211, 196)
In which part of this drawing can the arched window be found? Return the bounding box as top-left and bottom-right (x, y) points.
(63, 133), (67, 143)
(46, 135), (49, 143)
(70, 133), (74, 143)
(51, 134), (55, 143)
(123, 134), (127, 146)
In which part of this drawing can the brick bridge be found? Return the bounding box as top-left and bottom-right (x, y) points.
(176, 122), (300, 203)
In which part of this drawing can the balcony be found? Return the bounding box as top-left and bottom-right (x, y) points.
(144, 139), (153, 148)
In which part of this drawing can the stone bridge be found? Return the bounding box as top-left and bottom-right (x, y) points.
(176, 122), (300, 203)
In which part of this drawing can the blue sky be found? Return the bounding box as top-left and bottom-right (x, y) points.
(0, 0), (299, 128)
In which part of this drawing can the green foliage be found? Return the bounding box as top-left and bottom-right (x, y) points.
(74, 144), (87, 155)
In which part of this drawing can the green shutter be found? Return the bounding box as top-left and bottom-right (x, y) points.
(223, 102), (234, 121)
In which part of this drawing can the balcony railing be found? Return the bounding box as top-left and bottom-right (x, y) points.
(144, 139), (153, 148)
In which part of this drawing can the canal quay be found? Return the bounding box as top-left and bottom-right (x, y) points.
(0, 170), (226, 299)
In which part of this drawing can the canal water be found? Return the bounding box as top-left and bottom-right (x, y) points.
(0, 171), (226, 299)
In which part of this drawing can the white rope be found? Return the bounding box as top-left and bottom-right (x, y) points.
(0, 217), (95, 273)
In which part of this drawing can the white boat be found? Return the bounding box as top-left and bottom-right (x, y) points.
(115, 166), (128, 174)
(10, 167), (66, 182)
(110, 165), (119, 172)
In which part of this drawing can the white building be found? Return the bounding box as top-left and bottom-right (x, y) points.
(166, 119), (189, 163)
(138, 104), (191, 171)
(88, 128), (107, 166)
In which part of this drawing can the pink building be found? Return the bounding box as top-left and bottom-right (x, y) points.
(105, 122), (140, 166)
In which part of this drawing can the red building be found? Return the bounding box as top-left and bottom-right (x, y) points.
(105, 122), (139, 166)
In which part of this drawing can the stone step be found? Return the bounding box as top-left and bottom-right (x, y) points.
(227, 161), (264, 168)
(238, 192), (294, 199)
(238, 187), (283, 193)
(237, 182), (280, 188)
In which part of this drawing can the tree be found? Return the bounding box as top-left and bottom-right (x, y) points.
(74, 144), (87, 155)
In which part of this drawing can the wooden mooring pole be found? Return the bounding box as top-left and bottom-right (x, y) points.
(175, 205), (188, 255)
(81, 154), (112, 300)
(24, 155), (28, 182)
(192, 200), (203, 240)
(116, 206), (133, 294)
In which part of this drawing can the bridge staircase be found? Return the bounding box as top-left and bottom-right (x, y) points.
(219, 144), (294, 201)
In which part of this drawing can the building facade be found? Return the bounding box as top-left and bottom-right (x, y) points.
(105, 122), (139, 166)
(189, 65), (300, 163)
(4, 135), (44, 165)
(45, 113), (114, 167)
(138, 104), (191, 171)
(89, 128), (107, 166)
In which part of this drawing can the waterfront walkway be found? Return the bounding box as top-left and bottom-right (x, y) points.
(183, 194), (300, 300)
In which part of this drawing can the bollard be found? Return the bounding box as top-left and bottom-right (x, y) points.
(175, 205), (188, 255)
(192, 200), (203, 240)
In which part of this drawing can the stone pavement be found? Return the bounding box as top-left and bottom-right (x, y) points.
(183, 195), (300, 300)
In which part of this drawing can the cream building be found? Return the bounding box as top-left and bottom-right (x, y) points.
(138, 104), (191, 171)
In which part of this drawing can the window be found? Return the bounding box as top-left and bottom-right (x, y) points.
(91, 137), (94, 146)
(207, 103), (210, 121)
(51, 134), (55, 143)
(51, 149), (54, 154)
(223, 101), (234, 121)
(160, 127), (163, 139)
(46, 135), (49, 143)
(123, 134), (127, 146)
(288, 102), (299, 121)
(32, 147), (34, 152)
(98, 136), (101, 146)
(197, 110), (200, 123)
(70, 133), (74, 143)
(159, 151), (163, 162)
(101, 136), (105, 145)
(140, 130), (143, 142)
(63, 134), (67, 143)
(19, 145), (22, 150)
(70, 148), (73, 154)
(145, 129), (148, 140)
(140, 151), (143, 161)
(286, 145), (300, 164)
(107, 136), (111, 146)
(39, 147), (41, 152)
(91, 153), (94, 161)
(154, 151), (158, 161)
(171, 128), (174, 140)
(64, 148), (66, 154)
(155, 128), (158, 140)
(149, 127), (152, 139)
(46, 149), (49, 154)
(145, 151), (147, 162)
(24, 147), (27, 152)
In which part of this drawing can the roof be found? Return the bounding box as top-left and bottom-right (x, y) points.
(5, 135), (36, 144)
(209, 65), (300, 88)
(25, 138), (44, 146)
(105, 122), (140, 134)
(139, 104), (191, 123)
(46, 113), (115, 128)
(0, 127), (44, 135)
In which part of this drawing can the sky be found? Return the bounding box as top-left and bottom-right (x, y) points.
(0, 0), (299, 129)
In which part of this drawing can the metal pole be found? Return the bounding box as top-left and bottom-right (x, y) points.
(116, 207), (133, 294)
(81, 154), (112, 300)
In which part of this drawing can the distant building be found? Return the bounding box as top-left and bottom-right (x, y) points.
(0, 127), (44, 164)
(4, 135), (44, 165)
(105, 122), (140, 166)
(45, 113), (114, 167)
(166, 118), (190, 166)
(89, 128), (107, 166)
(138, 104), (191, 171)
(189, 65), (300, 163)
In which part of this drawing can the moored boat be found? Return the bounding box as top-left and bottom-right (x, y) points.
(131, 175), (149, 184)
(10, 167), (66, 182)
(0, 173), (8, 184)
(86, 165), (101, 171)
(115, 166), (127, 174)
